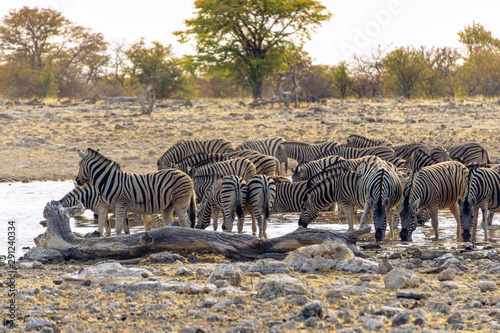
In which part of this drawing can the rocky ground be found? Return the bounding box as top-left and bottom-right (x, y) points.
(1, 97), (500, 332)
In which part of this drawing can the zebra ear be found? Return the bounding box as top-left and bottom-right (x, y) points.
(470, 197), (476, 207)
(78, 149), (87, 159)
(411, 198), (420, 210)
(457, 197), (463, 207)
(383, 197), (389, 208)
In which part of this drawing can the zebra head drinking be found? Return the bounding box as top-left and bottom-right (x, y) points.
(457, 164), (500, 242)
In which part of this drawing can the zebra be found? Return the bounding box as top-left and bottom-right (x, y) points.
(345, 134), (393, 148)
(406, 150), (440, 170)
(431, 143), (490, 165)
(157, 139), (233, 170)
(399, 161), (468, 241)
(272, 181), (309, 213)
(188, 158), (257, 182)
(392, 142), (429, 160)
(457, 164), (500, 242)
(58, 183), (112, 236)
(315, 145), (395, 161)
(298, 167), (349, 228)
(196, 175), (246, 232)
(240, 175), (276, 238)
(191, 174), (225, 203)
(236, 137), (285, 174)
(278, 141), (339, 172)
(76, 148), (196, 235)
(352, 160), (403, 241)
(292, 155), (347, 182)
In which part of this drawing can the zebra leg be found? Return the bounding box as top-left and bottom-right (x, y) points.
(142, 214), (154, 231)
(343, 203), (356, 231)
(448, 203), (461, 241)
(162, 205), (175, 226)
(481, 204), (489, 242)
(359, 202), (371, 228)
(388, 208), (395, 239)
(114, 204), (128, 235)
(97, 206), (109, 237)
(430, 207), (440, 240)
(212, 210), (219, 231)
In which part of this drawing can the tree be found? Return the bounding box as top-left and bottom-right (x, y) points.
(125, 39), (188, 99)
(0, 6), (108, 97)
(332, 61), (353, 100)
(175, 0), (332, 99)
(351, 46), (386, 98)
(383, 47), (426, 99)
(458, 21), (500, 55)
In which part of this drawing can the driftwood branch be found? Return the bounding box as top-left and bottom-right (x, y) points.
(138, 84), (155, 115)
(36, 201), (371, 261)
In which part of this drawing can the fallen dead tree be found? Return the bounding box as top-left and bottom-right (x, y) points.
(35, 201), (371, 261)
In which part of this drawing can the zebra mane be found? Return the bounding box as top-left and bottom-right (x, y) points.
(305, 167), (349, 193)
(403, 169), (420, 208)
(86, 148), (121, 171)
(190, 154), (226, 169)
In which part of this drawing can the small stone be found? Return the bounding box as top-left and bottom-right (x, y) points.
(428, 301), (451, 315)
(437, 267), (456, 281)
(392, 312), (410, 326)
(181, 129), (193, 136)
(299, 300), (323, 319)
(378, 259), (393, 274)
(243, 113), (255, 120)
(477, 281), (497, 292)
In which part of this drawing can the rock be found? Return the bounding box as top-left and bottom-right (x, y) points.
(23, 247), (64, 263)
(243, 259), (292, 275)
(77, 262), (152, 278)
(283, 241), (355, 272)
(206, 263), (244, 287)
(178, 325), (205, 333)
(299, 300), (323, 319)
(396, 289), (430, 300)
(360, 315), (385, 330)
(437, 267), (456, 281)
(486, 265), (500, 274)
(284, 295), (310, 306)
(375, 306), (405, 317)
(335, 257), (379, 273)
(25, 317), (59, 332)
(384, 269), (421, 289)
(181, 129), (193, 136)
(377, 259), (393, 274)
(176, 267), (194, 276)
(392, 312), (410, 326)
(428, 301), (451, 315)
(149, 251), (185, 264)
(256, 275), (308, 299)
(243, 113), (255, 120)
(201, 297), (218, 308)
(17, 260), (45, 269)
(477, 281), (497, 292)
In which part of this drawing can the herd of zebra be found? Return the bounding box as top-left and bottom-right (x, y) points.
(55, 135), (500, 243)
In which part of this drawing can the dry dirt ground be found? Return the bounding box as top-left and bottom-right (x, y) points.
(2, 98), (500, 332)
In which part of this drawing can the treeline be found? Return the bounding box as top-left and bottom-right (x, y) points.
(1, 6), (499, 101)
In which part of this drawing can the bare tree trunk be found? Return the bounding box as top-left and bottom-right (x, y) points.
(36, 201), (370, 261)
(139, 85), (155, 115)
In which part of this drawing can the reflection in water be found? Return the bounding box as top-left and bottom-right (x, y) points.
(1, 181), (499, 259)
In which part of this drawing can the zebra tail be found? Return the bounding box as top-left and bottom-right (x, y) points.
(236, 186), (244, 220)
(189, 191), (197, 228)
(263, 183), (270, 220)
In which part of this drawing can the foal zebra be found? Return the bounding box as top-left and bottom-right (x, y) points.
(76, 148), (196, 235)
(196, 175), (246, 232)
(345, 134), (393, 148)
(457, 164), (500, 242)
(431, 143), (490, 165)
(58, 183), (112, 236)
(157, 139), (233, 170)
(399, 161), (468, 241)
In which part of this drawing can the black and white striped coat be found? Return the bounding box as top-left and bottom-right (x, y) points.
(240, 175), (276, 238)
(345, 134), (393, 148)
(392, 142), (429, 160)
(292, 155), (347, 182)
(339, 160), (402, 240)
(315, 145), (395, 161)
(399, 161), (468, 241)
(157, 139), (233, 170)
(431, 143), (490, 165)
(58, 183), (112, 236)
(236, 137), (285, 174)
(196, 175), (246, 232)
(278, 141), (339, 171)
(188, 158), (257, 182)
(76, 148), (196, 235)
(457, 164), (500, 242)
(406, 150), (440, 170)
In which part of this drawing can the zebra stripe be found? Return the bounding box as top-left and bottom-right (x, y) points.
(157, 139), (233, 170)
(196, 175), (246, 232)
(345, 134), (393, 148)
(76, 148), (196, 235)
(188, 158), (257, 182)
(272, 181), (309, 213)
(298, 168), (347, 227)
(58, 183), (112, 236)
(315, 145), (395, 161)
(431, 143), (490, 165)
(191, 174), (224, 203)
(240, 175), (276, 237)
(236, 137), (285, 174)
(292, 155), (347, 182)
(392, 142), (429, 160)
(279, 141), (339, 170)
(406, 150), (440, 170)
(399, 161), (468, 241)
(354, 160), (403, 241)
(458, 164), (500, 242)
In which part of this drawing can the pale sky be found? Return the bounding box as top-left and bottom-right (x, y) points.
(1, 0), (499, 65)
